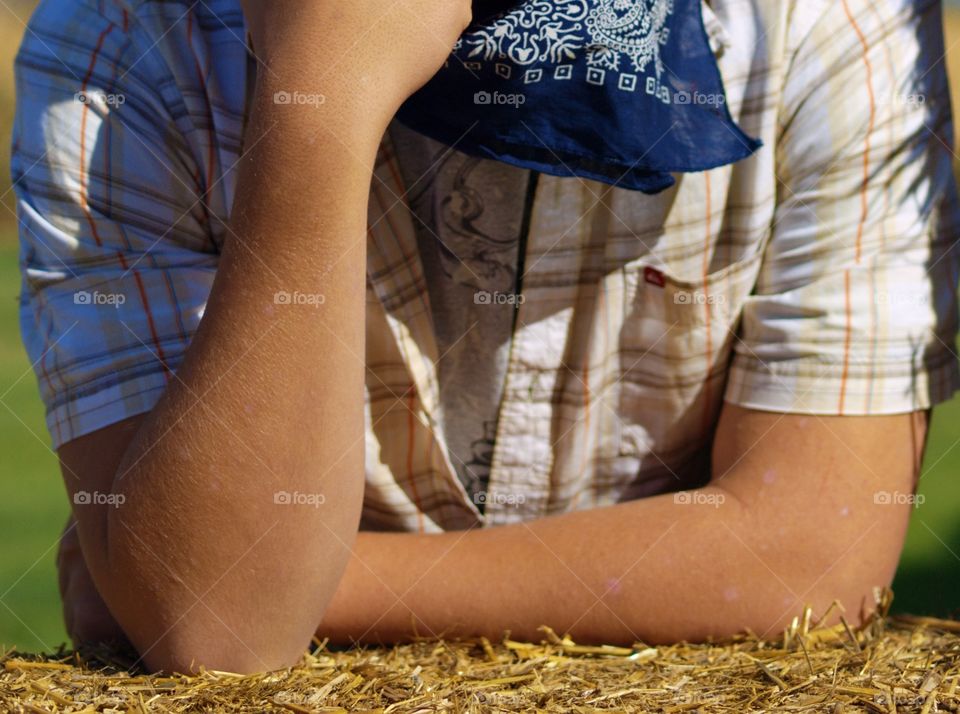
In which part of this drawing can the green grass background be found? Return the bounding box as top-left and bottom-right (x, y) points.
(1, 2), (960, 653)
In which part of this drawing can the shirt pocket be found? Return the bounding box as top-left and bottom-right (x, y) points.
(614, 252), (763, 459)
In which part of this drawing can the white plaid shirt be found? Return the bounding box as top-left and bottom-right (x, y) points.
(13, 0), (960, 531)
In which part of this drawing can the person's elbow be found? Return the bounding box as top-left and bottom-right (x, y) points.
(741, 522), (903, 637)
(114, 589), (318, 674)
(98, 542), (325, 674)
(134, 619), (308, 675)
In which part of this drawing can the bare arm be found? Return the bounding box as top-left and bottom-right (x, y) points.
(316, 405), (927, 644)
(58, 0), (471, 674)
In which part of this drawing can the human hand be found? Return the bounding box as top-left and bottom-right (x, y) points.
(57, 518), (129, 648)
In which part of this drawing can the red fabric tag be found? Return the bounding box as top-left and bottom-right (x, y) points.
(644, 266), (666, 288)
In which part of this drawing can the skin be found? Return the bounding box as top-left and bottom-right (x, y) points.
(59, 401), (930, 662)
(55, 0), (929, 674)
(57, 0), (472, 674)
(317, 407), (928, 645)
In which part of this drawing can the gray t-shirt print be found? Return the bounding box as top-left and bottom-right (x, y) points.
(389, 122), (534, 511)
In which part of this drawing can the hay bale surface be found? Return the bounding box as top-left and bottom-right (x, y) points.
(2, 609), (960, 713)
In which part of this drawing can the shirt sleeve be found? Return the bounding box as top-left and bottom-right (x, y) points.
(13, 0), (226, 449)
(724, 0), (960, 415)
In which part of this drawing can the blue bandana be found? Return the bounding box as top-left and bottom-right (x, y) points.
(396, 0), (761, 194)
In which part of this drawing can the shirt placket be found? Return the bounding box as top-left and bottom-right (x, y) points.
(482, 175), (604, 526)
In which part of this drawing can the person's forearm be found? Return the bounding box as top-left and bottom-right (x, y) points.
(81, 77), (381, 673)
(316, 403), (921, 647)
(62, 0), (472, 672)
(318, 484), (889, 646)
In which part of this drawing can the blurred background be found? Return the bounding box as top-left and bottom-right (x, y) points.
(2, 0), (960, 652)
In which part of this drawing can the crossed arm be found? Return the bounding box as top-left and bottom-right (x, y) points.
(317, 405), (927, 647)
(55, 0), (929, 674)
(59, 402), (927, 671)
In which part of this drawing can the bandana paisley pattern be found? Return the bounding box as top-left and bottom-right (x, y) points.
(462, 0), (675, 79)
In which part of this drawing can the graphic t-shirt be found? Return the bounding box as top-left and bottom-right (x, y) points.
(388, 122), (537, 511)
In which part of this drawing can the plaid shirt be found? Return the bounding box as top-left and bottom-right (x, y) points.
(13, 0), (960, 531)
